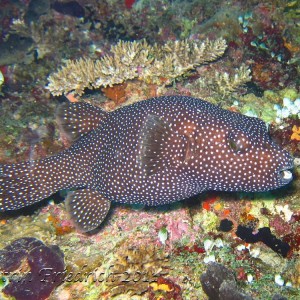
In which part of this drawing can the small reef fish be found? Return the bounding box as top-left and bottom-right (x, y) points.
(0, 96), (294, 231)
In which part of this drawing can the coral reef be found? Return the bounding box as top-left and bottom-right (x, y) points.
(10, 18), (65, 60)
(0, 91), (62, 164)
(238, 5), (298, 91)
(0, 34), (34, 66)
(47, 38), (227, 96)
(0, 1), (300, 299)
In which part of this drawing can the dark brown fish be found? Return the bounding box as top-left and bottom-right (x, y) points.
(0, 96), (294, 231)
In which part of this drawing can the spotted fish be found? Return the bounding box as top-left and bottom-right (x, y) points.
(0, 96), (294, 231)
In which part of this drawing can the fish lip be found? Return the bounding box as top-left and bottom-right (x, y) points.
(278, 162), (294, 184)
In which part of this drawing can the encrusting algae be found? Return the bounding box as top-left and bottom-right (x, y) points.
(103, 244), (170, 296)
(47, 38), (227, 96)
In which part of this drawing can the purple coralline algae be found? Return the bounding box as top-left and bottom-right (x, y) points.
(0, 237), (65, 300)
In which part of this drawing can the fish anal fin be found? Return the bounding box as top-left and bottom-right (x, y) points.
(139, 114), (188, 176)
(65, 189), (111, 232)
(56, 102), (107, 142)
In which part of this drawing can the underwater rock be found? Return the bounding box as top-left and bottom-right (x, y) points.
(200, 262), (253, 300)
(51, 1), (85, 18)
(200, 262), (235, 300)
(219, 280), (253, 300)
(0, 237), (65, 300)
(24, 0), (50, 24)
(0, 34), (34, 66)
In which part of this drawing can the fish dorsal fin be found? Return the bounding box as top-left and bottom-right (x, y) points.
(65, 189), (111, 232)
(140, 114), (188, 176)
(56, 102), (107, 142)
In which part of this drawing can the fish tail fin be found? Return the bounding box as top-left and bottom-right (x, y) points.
(0, 153), (84, 212)
(1, 102), (103, 212)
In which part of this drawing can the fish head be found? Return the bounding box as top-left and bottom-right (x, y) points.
(202, 111), (294, 192)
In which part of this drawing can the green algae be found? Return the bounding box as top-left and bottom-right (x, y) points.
(193, 210), (220, 233)
(239, 89), (299, 123)
(279, 88), (300, 101)
(180, 17), (197, 38)
(239, 94), (277, 123)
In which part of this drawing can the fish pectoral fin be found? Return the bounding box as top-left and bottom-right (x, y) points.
(65, 189), (111, 232)
(56, 102), (107, 142)
(139, 114), (187, 176)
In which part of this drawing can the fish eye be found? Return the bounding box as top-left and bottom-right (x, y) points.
(227, 132), (250, 153)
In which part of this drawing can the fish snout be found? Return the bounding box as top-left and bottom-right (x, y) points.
(278, 157), (294, 185)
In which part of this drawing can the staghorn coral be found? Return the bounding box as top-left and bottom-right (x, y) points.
(192, 64), (252, 100)
(211, 64), (251, 98)
(47, 38), (227, 96)
(10, 16), (75, 60)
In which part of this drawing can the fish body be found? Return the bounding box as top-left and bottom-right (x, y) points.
(0, 96), (294, 231)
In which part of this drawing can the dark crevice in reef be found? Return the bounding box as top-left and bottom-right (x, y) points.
(236, 225), (290, 257)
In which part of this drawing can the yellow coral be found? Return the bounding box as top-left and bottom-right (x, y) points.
(149, 282), (172, 292)
(291, 125), (300, 141)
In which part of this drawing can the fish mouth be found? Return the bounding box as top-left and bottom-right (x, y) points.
(278, 164), (294, 184)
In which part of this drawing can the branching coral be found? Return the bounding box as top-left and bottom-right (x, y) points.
(47, 38), (227, 96)
(193, 64), (252, 100)
(10, 17), (73, 60)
